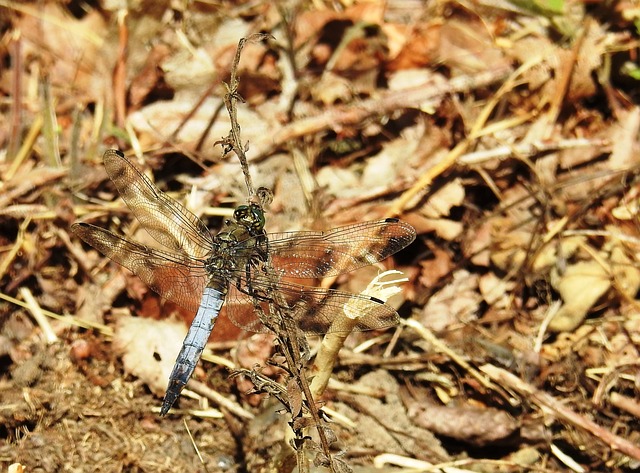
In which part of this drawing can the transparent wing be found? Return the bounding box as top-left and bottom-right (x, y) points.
(223, 274), (399, 334)
(221, 285), (270, 333)
(103, 149), (214, 259)
(284, 283), (399, 334)
(267, 219), (415, 278)
(72, 222), (208, 313)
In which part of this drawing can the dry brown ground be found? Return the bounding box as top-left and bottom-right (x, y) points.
(2, 1), (640, 472)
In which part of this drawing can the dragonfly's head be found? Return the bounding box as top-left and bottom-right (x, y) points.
(234, 203), (265, 234)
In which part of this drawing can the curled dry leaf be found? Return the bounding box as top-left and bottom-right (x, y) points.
(416, 178), (466, 240)
(549, 238), (640, 332)
(113, 316), (187, 397)
(385, 22), (441, 71)
(478, 272), (512, 307)
(310, 72), (354, 105)
(548, 260), (610, 332)
(286, 378), (303, 418)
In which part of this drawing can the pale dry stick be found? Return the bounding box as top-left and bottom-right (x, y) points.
(355, 333), (393, 354)
(200, 352), (236, 370)
(19, 287), (58, 344)
(0, 291), (113, 335)
(550, 442), (585, 472)
(291, 147), (318, 212)
(318, 405), (357, 429)
(125, 119), (144, 161)
(402, 318), (498, 393)
(59, 227), (107, 280)
(374, 453), (487, 473)
(591, 363), (640, 407)
(458, 137), (611, 166)
(481, 364), (640, 461)
(113, 9), (128, 132)
(376, 454), (535, 473)
(0, 205), (54, 219)
(467, 111), (538, 139)
(173, 407), (223, 419)
(610, 392), (640, 418)
(388, 57), (543, 217)
(327, 378), (387, 397)
(0, 168), (67, 209)
(183, 418), (207, 465)
(8, 31), (22, 162)
(273, 4), (300, 119)
(89, 97), (105, 159)
(533, 300), (562, 354)
(41, 79), (61, 168)
(372, 453), (435, 471)
(184, 379), (254, 420)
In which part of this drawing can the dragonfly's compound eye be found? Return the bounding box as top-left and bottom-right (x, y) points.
(233, 205), (250, 222)
(249, 204), (265, 230)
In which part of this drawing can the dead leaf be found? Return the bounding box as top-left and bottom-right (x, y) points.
(608, 107), (640, 170)
(129, 44), (172, 109)
(407, 400), (519, 446)
(286, 378), (302, 417)
(113, 316), (187, 397)
(437, 19), (509, 75)
(423, 179), (465, 218)
(548, 260), (611, 332)
(419, 270), (481, 332)
(310, 72), (353, 105)
(386, 22), (441, 71)
(419, 242), (455, 289)
(345, 370), (449, 461)
(479, 272), (512, 307)
(128, 98), (272, 158)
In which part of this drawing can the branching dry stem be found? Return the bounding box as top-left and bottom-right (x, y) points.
(222, 35), (346, 473)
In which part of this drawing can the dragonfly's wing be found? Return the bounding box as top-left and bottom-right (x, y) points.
(236, 274), (399, 334)
(221, 284), (270, 333)
(282, 283), (399, 334)
(103, 149), (213, 259)
(266, 219), (416, 278)
(72, 223), (207, 313)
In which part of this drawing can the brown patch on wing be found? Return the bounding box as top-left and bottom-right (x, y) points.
(267, 219), (415, 278)
(229, 273), (399, 334)
(72, 222), (207, 313)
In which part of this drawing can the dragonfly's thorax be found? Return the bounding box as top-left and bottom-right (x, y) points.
(205, 203), (268, 287)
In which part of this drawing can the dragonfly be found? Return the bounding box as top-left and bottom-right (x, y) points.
(72, 149), (416, 415)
